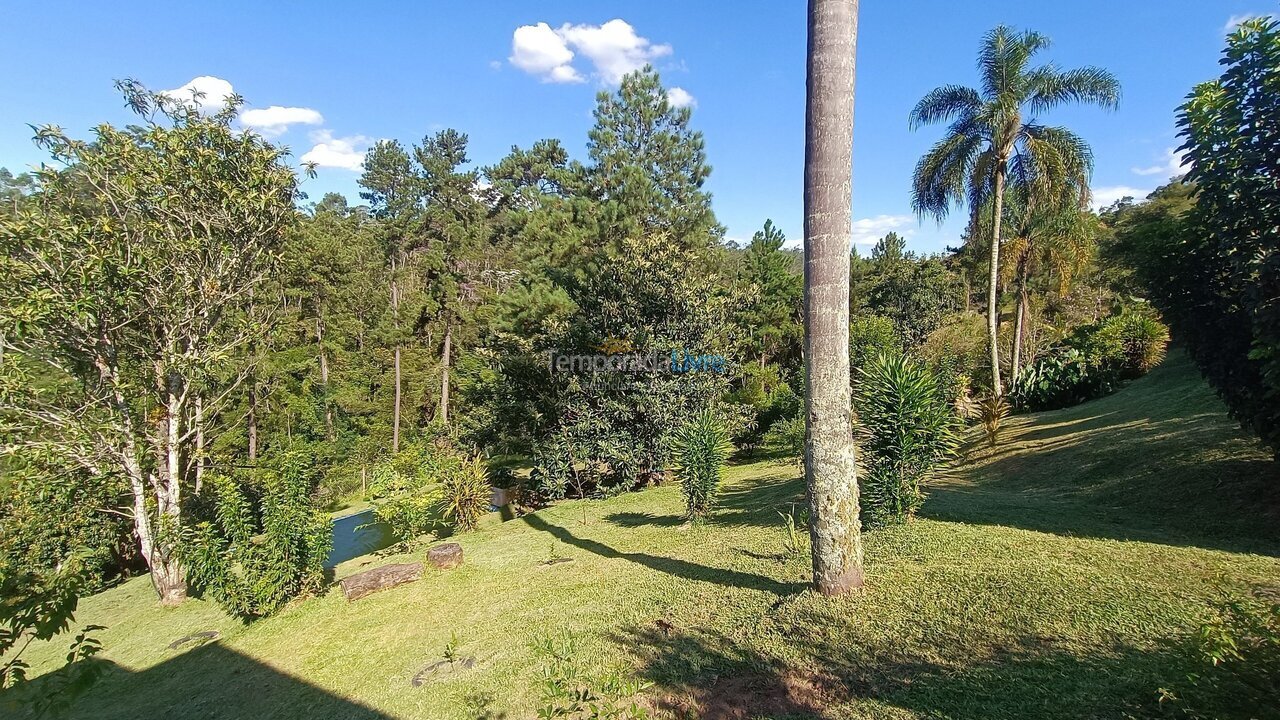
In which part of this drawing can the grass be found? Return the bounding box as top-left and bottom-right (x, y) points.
(12, 352), (1280, 719)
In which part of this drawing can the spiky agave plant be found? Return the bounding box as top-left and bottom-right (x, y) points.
(670, 410), (733, 519)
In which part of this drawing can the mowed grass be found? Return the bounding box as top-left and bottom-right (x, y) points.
(15, 352), (1280, 719)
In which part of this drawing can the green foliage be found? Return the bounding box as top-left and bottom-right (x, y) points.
(760, 414), (805, 464)
(1131, 18), (1280, 454)
(849, 314), (903, 372)
(0, 554), (105, 713)
(0, 462), (133, 591)
(372, 443), (492, 540)
(778, 505), (809, 558)
(1011, 311), (1170, 411)
(978, 393), (1010, 448)
(436, 457), (491, 533)
(1011, 348), (1118, 411)
(670, 411), (733, 519)
(854, 353), (961, 527)
(181, 453), (332, 619)
(532, 631), (653, 720)
(1158, 585), (1280, 718)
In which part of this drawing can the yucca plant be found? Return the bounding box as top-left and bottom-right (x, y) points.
(979, 393), (1011, 447)
(670, 410), (733, 519)
(854, 352), (961, 527)
(436, 458), (492, 533)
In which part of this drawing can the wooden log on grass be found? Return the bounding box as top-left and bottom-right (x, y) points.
(339, 562), (423, 601)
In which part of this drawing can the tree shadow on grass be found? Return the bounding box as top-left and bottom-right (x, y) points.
(614, 620), (1212, 720)
(15, 643), (392, 720)
(923, 354), (1280, 556)
(521, 513), (806, 596)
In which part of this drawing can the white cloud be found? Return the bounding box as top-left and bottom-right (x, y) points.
(851, 215), (914, 247)
(161, 76), (235, 113)
(510, 22), (583, 83)
(667, 87), (696, 108)
(300, 130), (371, 172)
(1091, 185), (1151, 210)
(1225, 13), (1263, 31)
(557, 19), (672, 85)
(239, 106), (324, 138)
(509, 19), (672, 85)
(1132, 147), (1190, 178)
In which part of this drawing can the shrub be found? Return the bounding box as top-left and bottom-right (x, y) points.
(436, 458), (491, 533)
(854, 352), (960, 527)
(849, 314), (902, 371)
(978, 393), (1010, 448)
(760, 414), (805, 463)
(1010, 348), (1119, 411)
(1141, 19), (1280, 455)
(670, 410), (733, 519)
(1094, 311), (1170, 378)
(182, 452), (332, 618)
(373, 445), (493, 541)
(1158, 585), (1280, 718)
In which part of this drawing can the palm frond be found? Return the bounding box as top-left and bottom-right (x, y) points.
(909, 85), (982, 129)
(1026, 66), (1121, 114)
(911, 132), (984, 222)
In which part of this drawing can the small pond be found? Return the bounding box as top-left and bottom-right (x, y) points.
(326, 507), (396, 569)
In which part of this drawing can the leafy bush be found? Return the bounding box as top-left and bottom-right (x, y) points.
(854, 352), (961, 527)
(1093, 311), (1170, 378)
(1138, 19), (1280, 455)
(436, 457), (491, 533)
(1010, 348), (1119, 411)
(1158, 585), (1280, 718)
(373, 444), (493, 540)
(760, 414), (805, 463)
(1012, 312), (1169, 411)
(670, 411), (733, 519)
(849, 314), (902, 371)
(182, 452), (332, 619)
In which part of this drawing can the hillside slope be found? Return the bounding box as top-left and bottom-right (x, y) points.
(12, 352), (1280, 719)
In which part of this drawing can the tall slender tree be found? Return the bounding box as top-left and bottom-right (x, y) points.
(909, 26), (1118, 395)
(803, 0), (864, 596)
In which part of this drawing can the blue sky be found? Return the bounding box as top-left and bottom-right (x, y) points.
(0, 1), (1269, 253)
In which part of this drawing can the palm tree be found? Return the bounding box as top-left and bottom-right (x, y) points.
(803, 0), (864, 596)
(995, 183), (1100, 381)
(909, 26), (1119, 396)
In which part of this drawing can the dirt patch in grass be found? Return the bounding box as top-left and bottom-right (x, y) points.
(658, 670), (845, 719)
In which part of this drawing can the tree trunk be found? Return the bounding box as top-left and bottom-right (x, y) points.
(317, 315), (333, 441)
(193, 394), (205, 494)
(439, 322), (452, 425)
(393, 345), (402, 453)
(247, 380), (258, 462)
(1010, 259), (1029, 385)
(802, 0), (864, 596)
(987, 159), (1008, 397)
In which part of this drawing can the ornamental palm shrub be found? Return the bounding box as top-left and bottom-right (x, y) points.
(435, 457), (491, 533)
(854, 352), (961, 527)
(670, 411), (733, 519)
(182, 452), (332, 619)
(1094, 311), (1170, 377)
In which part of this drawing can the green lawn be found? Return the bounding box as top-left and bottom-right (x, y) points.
(14, 352), (1280, 719)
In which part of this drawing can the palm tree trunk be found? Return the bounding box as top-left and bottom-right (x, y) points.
(1010, 257), (1029, 385)
(987, 160), (1007, 396)
(802, 0), (864, 596)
